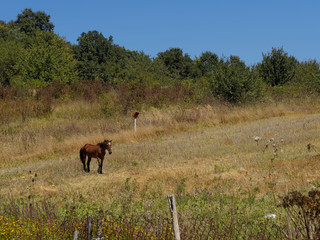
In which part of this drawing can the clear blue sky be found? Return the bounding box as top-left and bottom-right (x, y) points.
(1, 0), (319, 65)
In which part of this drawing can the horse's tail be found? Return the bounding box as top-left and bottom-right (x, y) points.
(80, 146), (86, 164)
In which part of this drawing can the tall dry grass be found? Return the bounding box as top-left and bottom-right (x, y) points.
(1, 96), (320, 205)
(1, 97), (320, 165)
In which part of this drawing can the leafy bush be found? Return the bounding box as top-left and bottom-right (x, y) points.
(12, 32), (77, 88)
(259, 47), (298, 86)
(289, 60), (320, 93)
(210, 56), (265, 103)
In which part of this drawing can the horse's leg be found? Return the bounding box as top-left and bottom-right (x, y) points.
(84, 158), (87, 172)
(100, 158), (104, 174)
(80, 148), (87, 172)
(82, 156), (87, 172)
(87, 157), (92, 172)
(97, 157), (102, 174)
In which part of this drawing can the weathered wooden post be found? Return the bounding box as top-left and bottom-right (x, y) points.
(73, 230), (79, 240)
(87, 214), (93, 240)
(167, 194), (181, 240)
(97, 218), (102, 239)
(132, 111), (140, 133)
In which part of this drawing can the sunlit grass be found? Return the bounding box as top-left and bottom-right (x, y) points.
(0, 191), (283, 239)
(2, 98), (320, 165)
(0, 199), (173, 239)
(2, 101), (320, 201)
(0, 215), (68, 239)
(0, 215), (167, 239)
(2, 97), (320, 238)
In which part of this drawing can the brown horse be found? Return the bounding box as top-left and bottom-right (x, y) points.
(80, 140), (112, 174)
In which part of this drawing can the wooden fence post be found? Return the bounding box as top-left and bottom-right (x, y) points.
(132, 111), (139, 133)
(87, 214), (93, 240)
(75, 216), (102, 240)
(168, 194), (181, 240)
(97, 218), (102, 239)
(73, 230), (79, 240)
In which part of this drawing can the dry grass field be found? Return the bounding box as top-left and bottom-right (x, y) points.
(2, 99), (320, 238)
(1, 99), (320, 207)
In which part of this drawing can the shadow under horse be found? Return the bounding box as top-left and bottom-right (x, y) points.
(80, 140), (112, 174)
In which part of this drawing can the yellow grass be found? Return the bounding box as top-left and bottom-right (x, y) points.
(1, 99), (320, 205)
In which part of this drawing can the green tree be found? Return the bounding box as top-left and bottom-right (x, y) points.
(111, 50), (154, 84)
(12, 32), (77, 88)
(196, 51), (219, 76)
(210, 56), (264, 103)
(0, 20), (26, 42)
(73, 31), (114, 80)
(73, 30), (154, 85)
(0, 38), (24, 86)
(0, 21), (10, 39)
(154, 48), (198, 80)
(15, 8), (54, 34)
(290, 60), (320, 92)
(259, 47), (298, 86)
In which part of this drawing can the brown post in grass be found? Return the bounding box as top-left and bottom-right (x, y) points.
(168, 194), (181, 240)
(87, 214), (93, 240)
(132, 111), (140, 133)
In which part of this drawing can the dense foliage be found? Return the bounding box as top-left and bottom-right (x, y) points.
(1, 8), (320, 104)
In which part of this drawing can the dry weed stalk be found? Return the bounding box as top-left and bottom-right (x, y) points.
(281, 190), (320, 239)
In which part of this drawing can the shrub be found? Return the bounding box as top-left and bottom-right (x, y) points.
(210, 56), (265, 103)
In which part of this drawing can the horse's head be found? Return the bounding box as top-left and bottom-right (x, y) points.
(104, 140), (112, 154)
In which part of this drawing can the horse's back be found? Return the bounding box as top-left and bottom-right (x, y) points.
(85, 143), (97, 148)
(83, 144), (100, 156)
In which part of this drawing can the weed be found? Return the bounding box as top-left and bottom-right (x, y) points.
(280, 189), (320, 239)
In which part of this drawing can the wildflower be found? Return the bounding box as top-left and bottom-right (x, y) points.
(253, 136), (261, 144)
(22, 176), (26, 179)
(264, 214), (276, 219)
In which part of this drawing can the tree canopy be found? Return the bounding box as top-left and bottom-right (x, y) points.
(15, 8), (54, 34)
(0, 8), (319, 104)
(259, 47), (298, 86)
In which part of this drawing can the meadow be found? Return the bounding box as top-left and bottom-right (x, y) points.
(2, 9), (320, 239)
(1, 95), (320, 239)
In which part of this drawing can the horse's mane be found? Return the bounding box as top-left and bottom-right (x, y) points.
(97, 140), (108, 148)
(97, 142), (106, 147)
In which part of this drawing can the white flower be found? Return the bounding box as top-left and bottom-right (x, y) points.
(253, 136), (261, 143)
(264, 214), (276, 219)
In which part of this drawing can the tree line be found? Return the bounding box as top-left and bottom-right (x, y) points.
(1, 8), (320, 104)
